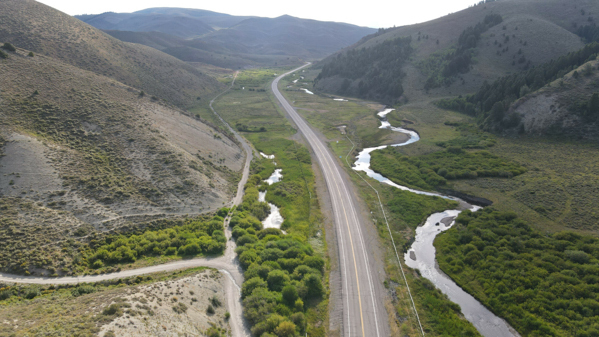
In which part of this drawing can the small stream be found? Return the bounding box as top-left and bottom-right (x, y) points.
(352, 109), (519, 337)
(257, 158), (284, 229)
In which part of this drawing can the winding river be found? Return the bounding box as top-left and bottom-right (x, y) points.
(352, 109), (520, 337)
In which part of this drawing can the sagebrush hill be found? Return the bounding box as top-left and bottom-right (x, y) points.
(315, 0), (598, 104)
(0, 0), (224, 109)
(0, 1), (245, 276)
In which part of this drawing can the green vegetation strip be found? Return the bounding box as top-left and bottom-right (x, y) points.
(371, 146), (526, 191)
(435, 209), (599, 336)
(86, 215), (227, 269)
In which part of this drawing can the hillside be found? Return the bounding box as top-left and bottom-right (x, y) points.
(199, 15), (376, 59)
(76, 11), (216, 39)
(315, 0), (598, 103)
(0, 0), (224, 108)
(0, 44), (243, 275)
(510, 57), (599, 138)
(78, 9), (376, 69)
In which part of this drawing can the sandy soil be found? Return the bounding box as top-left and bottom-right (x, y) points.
(99, 269), (229, 337)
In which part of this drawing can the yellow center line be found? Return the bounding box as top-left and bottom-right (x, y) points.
(274, 67), (368, 336)
(308, 123), (366, 337)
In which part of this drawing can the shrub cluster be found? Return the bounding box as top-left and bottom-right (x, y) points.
(436, 209), (599, 336)
(87, 216), (226, 266)
(370, 146), (526, 190)
(233, 213), (321, 336)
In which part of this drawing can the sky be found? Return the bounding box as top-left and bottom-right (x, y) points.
(37, 0), (480, 28)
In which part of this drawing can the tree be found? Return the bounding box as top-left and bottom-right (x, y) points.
(28, 51), (34, 57)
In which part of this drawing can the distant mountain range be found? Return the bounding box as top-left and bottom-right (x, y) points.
(76, 8), (377, 68)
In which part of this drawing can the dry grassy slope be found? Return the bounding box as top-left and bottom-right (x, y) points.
(511, 58), (599, 138)
(0, 0), (224, 108)
(0, 48), (243, 245)
(319, 0), (597, 100)
(0, 269), (229, 336)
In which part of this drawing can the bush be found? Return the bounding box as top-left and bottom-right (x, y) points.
(206, 304), (215, 315)
(72, 285), (96, 297)
(2, 43), (16, 52)
(173, 302), (188, 314)
(282, 285), (298, 305)
(0, 50), (7, 59)
(275, 321), (297, 337)
(24, 287), (40, 299)
(303, 273), (323, 298)
(102, 303), (123, 316)
(210, 296), (222, 307)
(242, 277), (267, 298)
(267, 270), (290, 292)
(28, 51), (34, 57)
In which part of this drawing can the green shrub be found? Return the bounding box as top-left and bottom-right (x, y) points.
(24, 287), (40, 299)
(206, 304), (215, 315)
(0, 50), (7, 59)
(436, 209), (599, 336)
(173, 302), (188, 314)
(102, 303), (123, 316)
(2, 43), (16, 52)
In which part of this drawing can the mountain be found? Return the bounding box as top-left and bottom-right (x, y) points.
(77, 8), (377, 69)
(315, 0), (598, 104)
(199, 15), (378, 59)
(77, 12), (215, 38)
(511, 57), (599, 139)
(0, 1), (244, 275)
(0, 0), (224, 108)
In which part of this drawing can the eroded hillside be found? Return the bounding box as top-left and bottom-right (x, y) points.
(0, 46), (243, 275)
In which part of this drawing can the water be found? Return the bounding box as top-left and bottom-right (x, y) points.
(334, 98), (348, 102)
(264, 169), (283, 185)
(260, 152), (275, 159)
(257, 169), (285, 229)
(351, 109), (519, 337)
(258, 191), (284, 229)
(301, 88), (314, 95)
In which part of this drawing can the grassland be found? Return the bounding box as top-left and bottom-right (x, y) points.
(278, 68), (406, 147)
(211, 67), (330, 336)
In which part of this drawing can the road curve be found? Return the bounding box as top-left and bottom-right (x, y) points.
(0, 74), (253, 337)
(272, 64), (390, 337)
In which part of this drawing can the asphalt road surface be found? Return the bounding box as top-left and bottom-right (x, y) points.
(272, 64), (390, 337)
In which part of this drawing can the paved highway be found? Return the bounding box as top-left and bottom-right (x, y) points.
(272, 64), (390, 337)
